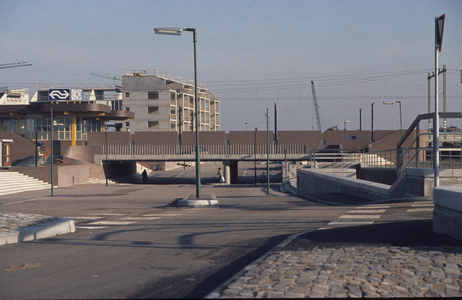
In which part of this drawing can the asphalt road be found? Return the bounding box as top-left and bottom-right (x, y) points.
(0, 163), (420, 299)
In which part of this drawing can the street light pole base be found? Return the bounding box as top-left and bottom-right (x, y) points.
(177, 194), (218, 207)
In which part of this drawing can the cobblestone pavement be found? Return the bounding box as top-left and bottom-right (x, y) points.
(214, 244), (462, 298)
(0, 213), (55, 233)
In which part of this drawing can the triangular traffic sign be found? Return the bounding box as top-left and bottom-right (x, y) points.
(435, 14), (445, 52)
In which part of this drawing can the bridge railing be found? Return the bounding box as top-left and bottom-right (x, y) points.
(102, 144), (309, 155)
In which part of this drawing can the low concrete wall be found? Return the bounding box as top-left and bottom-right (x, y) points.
(389, 168), (462, 198)
(13, 163), (105, 187)
(433, 184), (462, 241)
(298, 167), (462, 202)
(57, 164), (90, 187)
(357, 167), (398, 185)
(297, 168), (390, 201)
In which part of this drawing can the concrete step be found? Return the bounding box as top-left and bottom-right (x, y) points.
(0, 171), (51, 196)
(13, 155), (47, 167)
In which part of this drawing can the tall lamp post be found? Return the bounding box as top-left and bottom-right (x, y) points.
(383, 101), (402, 137)
(154, 27), (201, 198)
(265, 108), (270, 195)
(344, 120), (350, 150)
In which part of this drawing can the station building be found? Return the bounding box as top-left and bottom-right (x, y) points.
(0, 70), (221, 151)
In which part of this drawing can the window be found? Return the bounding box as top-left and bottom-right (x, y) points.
(148, 106), (159, 114)
(148, 121), (159, 129)
(125, 92), (130, 97)
(148, 91), (159, 100)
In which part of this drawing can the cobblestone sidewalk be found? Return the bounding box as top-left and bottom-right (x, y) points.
(214, 245), (462, 298)
(0, 213), (56, 233)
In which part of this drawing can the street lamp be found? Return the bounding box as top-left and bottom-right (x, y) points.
(154, 27), (201, 198)
(265, 109), (270, 195)
(344, 120), (350, 150)
(105, 123), (117, 186)
(370, 102), (375, 143)
(383, 101), (402, 137)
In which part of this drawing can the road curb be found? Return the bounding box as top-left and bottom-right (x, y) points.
(0, 218), (75, 246)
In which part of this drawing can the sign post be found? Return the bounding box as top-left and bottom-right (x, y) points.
(434, 14), (445, 188)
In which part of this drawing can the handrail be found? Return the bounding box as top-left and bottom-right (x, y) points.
(395, 112), (462, 176)
(55, 158), (69, 165)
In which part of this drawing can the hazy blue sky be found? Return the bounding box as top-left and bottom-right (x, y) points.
(2, 0), (461, 132)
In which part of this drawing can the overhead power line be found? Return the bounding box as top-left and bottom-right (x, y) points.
(0, 62), (32, 69)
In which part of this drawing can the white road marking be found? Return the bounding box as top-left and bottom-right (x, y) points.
(119, 217), (161, 220)
(75, 226), (108, 230)
(328, 221), (375, 225)
(89, 213), (127, 216)
(66, 217), (105, 220)
(143, 214), (181, 217)
(411, 203), (434, 207)
(339, 215), (381, 219)
(87, 221), (135, 225)
(356, 205), (390, 209)
(347, 209), (386, 214)
(407, 208), (434, 212)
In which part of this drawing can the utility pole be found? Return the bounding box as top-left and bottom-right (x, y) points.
(370, 102), (375, 143)
(274, 103), (278, 153)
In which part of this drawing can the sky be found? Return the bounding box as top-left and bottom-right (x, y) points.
(1, 0), (462, 133)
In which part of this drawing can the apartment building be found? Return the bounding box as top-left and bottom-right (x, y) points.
(122, 70), (220, 133)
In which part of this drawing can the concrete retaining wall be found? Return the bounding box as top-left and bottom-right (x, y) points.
(297, 168), (390, 201)
(298, 167), (462, 202)
(433, 184), (462, 241)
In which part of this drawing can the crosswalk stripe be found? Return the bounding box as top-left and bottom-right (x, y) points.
(356, 205), (390, 209)
(75, 226), (108, 230)
(339, 215), (381, 219)
(89, 213), (127, 216)
(143, 214), (181, 217)
(87, 221), (136, 225)
(119, 217), (161, 220)
(411, 203), (434, 207)
(347, 209), (386, 214)
(67, 216), (104, 220)
(407, 208), (433, 212)
(328, 221), (375, 225)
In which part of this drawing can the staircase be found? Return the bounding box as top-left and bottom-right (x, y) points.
(13, 155), (48, 167)
(0, 171), (51, 196)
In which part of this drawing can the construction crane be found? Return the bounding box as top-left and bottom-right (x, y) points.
(89, 72), (122, 82)
(311, 81), (322, 132)
(0, 62), (32, 69)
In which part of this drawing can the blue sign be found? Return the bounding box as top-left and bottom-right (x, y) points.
(349, 136), (359, 140)
(48, 89), (70, 101)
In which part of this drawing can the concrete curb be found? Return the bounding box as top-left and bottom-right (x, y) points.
(177, 194), (219, 207)
(0, 218), (75, 246)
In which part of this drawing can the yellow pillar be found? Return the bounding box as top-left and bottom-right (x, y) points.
(71, 115), (77, 146)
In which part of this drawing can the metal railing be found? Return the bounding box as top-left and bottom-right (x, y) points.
(102, 144), (309, 156)
(395, 112), (462, 176)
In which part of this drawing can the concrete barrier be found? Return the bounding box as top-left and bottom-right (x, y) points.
(297, 168), (390, 201)
(433, 184), (462, 241)
(297, 167), (462, 202)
